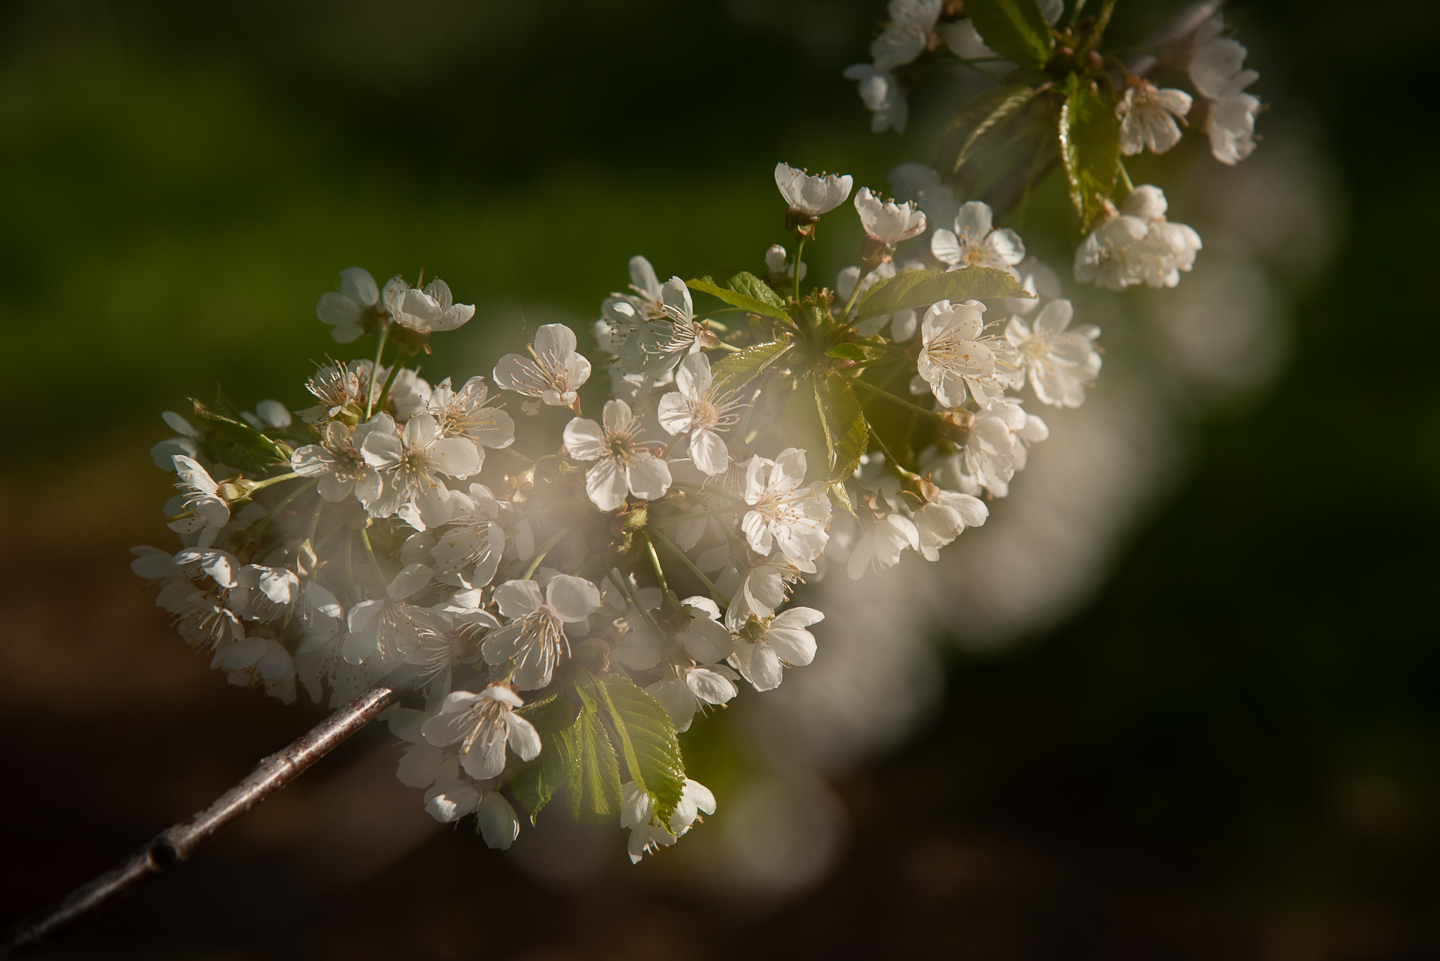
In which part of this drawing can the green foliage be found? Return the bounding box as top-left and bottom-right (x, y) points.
(188, 391), (288, 473)
(937, 84), (1038, 181)
(710, 340), (789, 396)
(508, 693), (577, 823)
(1059, 72), (1121, 231)
(563, 680), (622, 823)
(687, 276), (791, 323)
(786, 371), (868, 484)
(854, 267), (1031, 321)
(726, 271), (786, 310)
(596, 673), (686, 825)
(964, 0), (1055, 68)
(826, 343), (866, 361)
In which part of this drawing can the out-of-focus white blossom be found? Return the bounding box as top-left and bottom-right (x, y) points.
(842, 64), (908, 134)
(846, 505), (919, 579)
(168, 455), (229, 547)
(913, 483), (988, 560)
(622, 778), (716, 863)
(1005, 299), (1102, 408)
(1189, 14), (1261, 165)
(316, 267), (380, 343)
(931, 202), (1026, 275)
(870, 0), (941, 70)
(1074, 186), (1201, 291)
(1116, 80), (1193, 156)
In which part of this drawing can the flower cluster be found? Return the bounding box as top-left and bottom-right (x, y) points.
(847, 1), (1265, 293)
(133, 159), (1103, 863)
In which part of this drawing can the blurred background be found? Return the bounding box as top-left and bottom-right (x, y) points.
(3, 0), (1438, 957)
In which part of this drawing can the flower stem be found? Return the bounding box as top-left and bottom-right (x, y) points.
(365, 322), (390, 420)
(793, 238), (806, 300)
(248, 471), (303, 494)
(376, 358), (406, 415)
(640, 532), (669, 595)
(359, 527), (387, 586)
(650, 528), (730, 608)
(849, 376), (944, 421)
(305, 496), (326, 543)
(607, 568), (667, 645)
(1117, 160), (1135, 197)
(523, 527), (567, 580)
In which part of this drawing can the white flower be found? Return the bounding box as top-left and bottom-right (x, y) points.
(168, 455), (229, 548)
(423, 779), (480, 823)
(383, 276), (475, 334)
(315, 267), (379, 343)
(656, 354), (743, 476)
(931, 201), (1026, 275)
(493, 323), (593, 415)
(621, 778), (716, 863)
(740, 449), (832, 567)
(916, 299), (1003, 409)
(946, 401), (1049, 498)
(1073, 186), (1201, 290)
(889, 162), (958, 236)
(1189, 15), (1261, 165)
(854, 187), (928, 245)
(913, 483), (988, 560)
(227, 564), (300, 623)
(430, 484), (505, 588)
(1005, 299), (1102, 408)
(723, 556), (808, 630)
(240, 400), (292, 431)
(388, 707), (460, 789)
(387, 368), (431, 420)
(362, 413), (481, 530)
(675, 596), (735, 663)
(764, 244), (807, 283)
(564, 399), (673, 512)
(476, 792), (521, 849)
(846, 509), (919, 579)
(481, 575), (601, 689)
(1116, 80), (1193, 156)
(729, 607), (823, 691)
(841, 64), (908, 134)
(290, 416), (390, 506)
(426, 375), (515, 459)
(647, 663), (740, 733)
(870, 0), (942, 69)
(629, 277), (715, 372)
(627, 255), (665, 314)
(421, 686), (541, 781)
(343, 564), (448, 665)
(774, 162), (854, 216)
(300, 358), (375, 424)
(213, 636), (296, 703)
(151, 411), (199, 471)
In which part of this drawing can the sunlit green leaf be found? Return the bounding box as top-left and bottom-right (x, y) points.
(965, 0), (1054, 68)
(826, 343), (866, 361)
(854, 268), (1031, 322)
(507, 693), (577, 824)
(786, 371), (868, 485)
(726, 271), (786, 310)
(937, 84), (1037, 180)
(709, 340), (789, 396)
(687, 277), (791, 323)
(1059, 72), (1120, 231)
(563, 680), (621, 823)
(597, 673), (686, 825)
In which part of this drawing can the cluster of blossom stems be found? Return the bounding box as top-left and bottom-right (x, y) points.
(131, 155), (1108, 861)
(846, 0), (1261, 291)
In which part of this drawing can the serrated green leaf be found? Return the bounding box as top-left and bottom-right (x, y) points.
(188, 396), (288, 473)
(937, 84), (1037, 180)
(819, 373), (868, 484)
(709, 340), (789, 397)
(507, 694), (577, 823)
(726, 271), (786, 310)
(826, 343), (866, 362)
(687, 277), (792, 323)
(966, 0), (1054, 68)
(597, 673), (686, 825)
(854, 268), (1031, 322)
(1059, 72), (1120, 231)
(564, 681), (621, 823)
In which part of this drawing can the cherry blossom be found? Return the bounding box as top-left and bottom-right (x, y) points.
(656, 353), (743, 476)
(481, 575), (601, 689)
(1005, 299), (1102, 408)
(493, 323), (593, 415)
(931, 202), (1026, 276)
(729, 607), (824, 692)
(564, 399), (673, 511)
(167, 455), (229, 547)
(740, 448), (832, 567)
(774, 163), (854, 217)
(315, 267), (380, 343)
(421, 686), (542, 781)
(362, 413), (481, 530)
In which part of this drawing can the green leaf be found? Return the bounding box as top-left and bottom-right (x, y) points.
(709, 340), (789, 397)
(785, 371), (868, 485)
(965, 0), (1054, 68)
(826, 343), (866, 362)
(597, 673), (686, 825)
(854, 268), (1031, 322)
(936, 84), (1037, 180)
(687, 277), (791, 323)
(563, 680), (621, 823)
(1059, 72), (1121, 231)
(188, 395), (288, 473)
(726, 271), (786, 310)
(507, 694), (577, 823)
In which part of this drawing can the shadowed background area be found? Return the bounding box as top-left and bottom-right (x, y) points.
(2, 0), (1439, 958)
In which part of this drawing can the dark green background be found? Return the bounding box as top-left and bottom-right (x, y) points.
(2, 0), (1438, 957)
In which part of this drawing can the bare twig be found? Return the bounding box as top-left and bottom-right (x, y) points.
(1, 663), (423, 956)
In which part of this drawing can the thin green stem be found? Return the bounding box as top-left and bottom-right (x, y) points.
(793, 238), (806, 300)
(376, 358), (406, 415)
(248, 478), (313, 542)
(712, 341), (742, 353)
(850, 376), (944, 421)
(497, 446), (535, 467)
(1117, 159), (1135, 197)
(359, 527), (387, 587)
(305, 496), (326, 543)
(640, 533), (669, 595)
(608, 568), (668, 645)
(649, 507), (737, 527)
(365, 322), (390, 420)
(523, 527), (567, 580)
(651, 528), (729, 608)
(248, 471), (303, 493)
